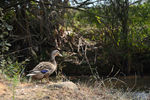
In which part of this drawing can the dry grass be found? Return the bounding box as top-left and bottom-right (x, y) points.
(10, 83), (129, 100)
(0, 74), (146, 100)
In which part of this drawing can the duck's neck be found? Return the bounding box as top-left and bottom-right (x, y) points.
(51, 56), (57, 66)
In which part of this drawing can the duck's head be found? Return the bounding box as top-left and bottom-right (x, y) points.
(51, 50), (62, 58)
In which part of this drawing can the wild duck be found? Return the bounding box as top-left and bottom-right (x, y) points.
(27, 50), (62, 82)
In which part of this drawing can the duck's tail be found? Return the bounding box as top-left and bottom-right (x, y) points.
(26, 73), (36, 76)
(26, 70), (40, 76)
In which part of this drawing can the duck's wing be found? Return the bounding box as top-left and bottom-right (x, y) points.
(33, 62), (55, 71)
(26, 68), (51, 77)
(27, 62), (56, 77)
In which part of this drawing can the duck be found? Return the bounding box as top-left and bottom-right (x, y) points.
(27, 50), (62, 82)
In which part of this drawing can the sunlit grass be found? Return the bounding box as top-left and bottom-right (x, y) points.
(0, 72), (149, 100)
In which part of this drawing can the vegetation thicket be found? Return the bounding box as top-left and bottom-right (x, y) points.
(0, 0), (150, 79)
(1, 0), (150, 99)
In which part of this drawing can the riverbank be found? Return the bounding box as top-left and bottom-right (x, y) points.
(0, 74), (149, 100)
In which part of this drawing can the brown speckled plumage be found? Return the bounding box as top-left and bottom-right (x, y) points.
(27, 50), (62, 82)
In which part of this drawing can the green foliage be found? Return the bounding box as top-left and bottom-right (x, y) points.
(129, 3), (150, 49)
(1, 0), (150, 76)
(0, 8), (12, 53)
(0, 7), (12, 74)
(0, 7), (29, 80)
(3, 58), (29, 78)
(69, 1), (150, 75)
(11, 74), (19, 100)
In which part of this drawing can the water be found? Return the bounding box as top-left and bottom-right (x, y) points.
(70, 75), (150, 99)
(116, 76), (150, 92)
(113, 76), (150, 100)
(132, 92), (150, 100)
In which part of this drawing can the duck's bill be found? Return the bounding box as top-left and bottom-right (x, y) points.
(58, 53), (63, 57)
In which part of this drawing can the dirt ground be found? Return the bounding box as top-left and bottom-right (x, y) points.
(0, 82), (8, 96)
(0, 75), (134, 100)
(0, 82), (104, 100)
(0, 81), (131, 100)
(0, 79), (11, 100)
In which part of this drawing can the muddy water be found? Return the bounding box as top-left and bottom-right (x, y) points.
(111, 76), (150, 100)
(70, 75), (150, 99)
(116, 76), (150, 92)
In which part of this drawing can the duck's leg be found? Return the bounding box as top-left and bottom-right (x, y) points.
(47, 77), (50, 83)
(40, 79), (43, 83)
(45, 76), (50, 83)
(28, 76), (32, 83)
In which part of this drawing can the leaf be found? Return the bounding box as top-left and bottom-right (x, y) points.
(95, 16), (101, 24)
(31, 49), (37, 58)
(5, 23), (13, 31)
(5, 43), (11, 46)
(30, 1), (37, 5)
(0, 8), (3, 11)
(3, 31), (8, 35)
(0, 35), (3, 38)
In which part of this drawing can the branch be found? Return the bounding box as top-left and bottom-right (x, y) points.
(129, 0), (142, 5)
(34, 0), (113, 19)
(74, 0), (93, 7)
(3, 0), (32, 11)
